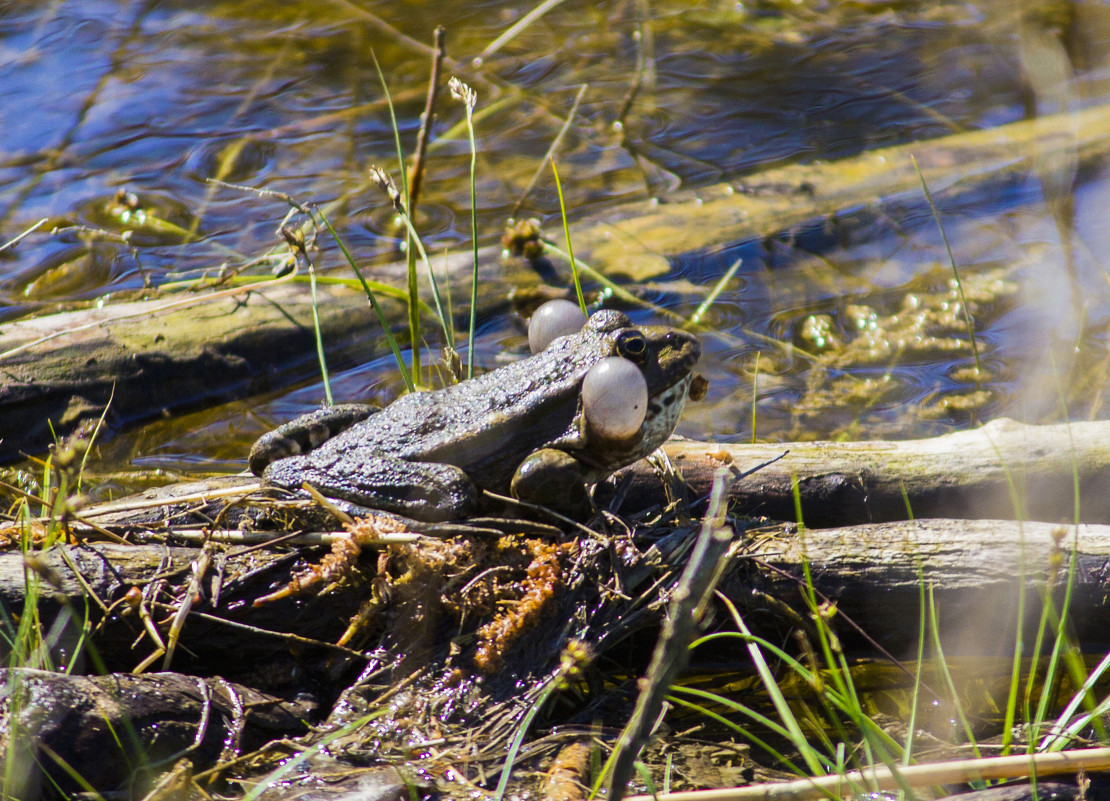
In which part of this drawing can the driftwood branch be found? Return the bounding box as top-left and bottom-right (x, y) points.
(618, 418), (1110, 527)
(0, 253), (526, 459)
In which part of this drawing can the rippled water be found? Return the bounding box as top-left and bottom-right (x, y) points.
(3, 0), (1110, 475)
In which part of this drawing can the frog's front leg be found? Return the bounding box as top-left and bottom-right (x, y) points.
(249, 404), (376, 476)
(510, 448), (591, 517)
(263, 450), (479, 522)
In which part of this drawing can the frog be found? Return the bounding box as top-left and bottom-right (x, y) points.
(248, 309), (701, 522)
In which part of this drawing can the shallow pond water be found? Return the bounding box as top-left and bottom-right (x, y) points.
(2, 0), (1110, 476)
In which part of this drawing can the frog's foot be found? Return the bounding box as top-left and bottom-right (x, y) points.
(509, 447), (591, 518)
(263, 453), (479, 522)
(249, 404), (377, 476)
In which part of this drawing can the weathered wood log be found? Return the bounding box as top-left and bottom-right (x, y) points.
(54, 417), (1110, 539)
(2, 515), (1108, 677)
(3, 415), (1102, 670)
(0, 668), (315, 798)
(619, 418), (1110, 527)
(4, 104), (1110, 458)
(3, 511), (1107, 798)
(577, 104), (1110, 280)
(731, 517), (1110, 654)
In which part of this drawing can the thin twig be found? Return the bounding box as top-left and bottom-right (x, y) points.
(163, 542), (213, 670)
(912, 155), (983, 386)
(0, 218), (47, 254)
(408, 26), (446, 217)
(608, 471), (736, 801)
(476, 0), (570, 65)
(615, 0), (650, 127)
(53, 546), (111, 615)
(151, 603), (372, 660)
(511, 84), (588, 220)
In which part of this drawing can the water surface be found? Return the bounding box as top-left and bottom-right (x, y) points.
(2, 0), (1109, 473)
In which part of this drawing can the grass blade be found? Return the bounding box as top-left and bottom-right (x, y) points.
(314, 207), (414, 392)
(449, 77), (481, 379)
(550, 158), (586, 314)
(912, 155), (983, 386)
(371, 50), (423, 380)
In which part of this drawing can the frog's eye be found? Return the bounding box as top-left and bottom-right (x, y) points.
(616, 330), (648, 361)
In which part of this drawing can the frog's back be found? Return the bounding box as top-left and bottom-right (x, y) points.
(333, 336), (602, 490)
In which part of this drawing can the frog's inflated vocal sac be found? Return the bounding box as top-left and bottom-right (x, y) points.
(249, 309), (700, 522)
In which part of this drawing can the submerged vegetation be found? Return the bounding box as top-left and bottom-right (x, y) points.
(3, 0), (1110, 799)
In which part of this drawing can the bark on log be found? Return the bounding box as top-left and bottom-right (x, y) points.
(4, 104), (1110, 458)
(618, 418), (1110, 527)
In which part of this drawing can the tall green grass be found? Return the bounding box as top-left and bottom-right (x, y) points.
(663, 453), (1104, 801)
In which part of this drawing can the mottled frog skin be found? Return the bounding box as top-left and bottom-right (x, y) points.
(249, 310), (700, 521)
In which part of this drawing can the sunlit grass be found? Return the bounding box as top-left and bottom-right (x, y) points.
(1, 428), (110, 800)
(315, 207), (415, 393)
(550, 157), (587, 316)
(373, 52), (426, 382)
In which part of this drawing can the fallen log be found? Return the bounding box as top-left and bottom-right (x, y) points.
(0, 257), (526, 461)
(1, 415), (1098, 678)
(4, 104), (1110, 458)
(732, 517), (1110, 653)
(619, 418), (1110, 527)
(2, 514), (1107, 676)
(9, 416), (1106, 543)
(574, 103), (1110, 281)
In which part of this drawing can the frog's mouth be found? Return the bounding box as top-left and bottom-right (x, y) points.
(642, 327), (700, 433)
(642, 372), (695, 446)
